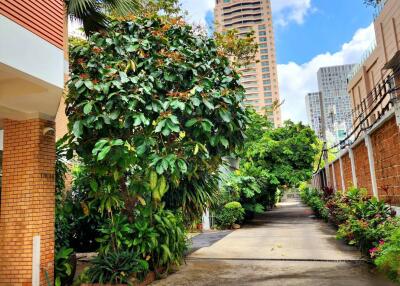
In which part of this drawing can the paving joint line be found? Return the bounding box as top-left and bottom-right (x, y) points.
(187, 257), (368, 264)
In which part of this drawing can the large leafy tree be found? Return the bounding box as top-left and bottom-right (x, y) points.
(66, 16), (247, 223)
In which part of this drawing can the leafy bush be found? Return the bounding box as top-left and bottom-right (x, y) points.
(300, 187), (329, 221)
(86, 251), (149, 284)
(302, 186), (400, 283)
(374, 228), (400, 283)
(215, 201), (245, 229)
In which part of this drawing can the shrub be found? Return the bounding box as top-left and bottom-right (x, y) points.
(374, 227), (400, 283)
(86, 251), (149, 284)
(215, 201), (245, 229)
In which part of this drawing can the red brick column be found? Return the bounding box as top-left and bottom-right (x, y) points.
(0, 119), (55, 285)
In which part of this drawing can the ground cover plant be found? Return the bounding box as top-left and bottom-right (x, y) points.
(301, 186), (400, 283)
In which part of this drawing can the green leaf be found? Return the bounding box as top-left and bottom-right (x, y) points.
(83, 102), (93, 114)
(72, 121), (83, 138)
(84, 80), (94, 90)
(220, 137), (229, 148)
(219, 110), (232, 123)
(97, 145), (111, 161)
(185, 118), (198, 127)
(177, 159), (187, 173)
(89, 179), (98, 191)
(74, 79), (84, 89)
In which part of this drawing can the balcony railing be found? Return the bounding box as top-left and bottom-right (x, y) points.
(373, 0), (389, 19)
(346, 39), (377, 82)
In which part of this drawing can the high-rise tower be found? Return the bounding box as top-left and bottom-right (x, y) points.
(214, 0), (281, 126)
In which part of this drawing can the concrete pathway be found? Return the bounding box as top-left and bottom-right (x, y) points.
(153, 199), (395, 286)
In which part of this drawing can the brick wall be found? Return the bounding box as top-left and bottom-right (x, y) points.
(353, 140), (373, 196)
(313, 114), (400, 206)
(333, 160), (342, 191)
(0, 119), (55, 284)
(371, 116), (400, 204)
(341, 153), (353, 190)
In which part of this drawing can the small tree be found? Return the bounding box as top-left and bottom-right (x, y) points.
(66, 16), (247, 229)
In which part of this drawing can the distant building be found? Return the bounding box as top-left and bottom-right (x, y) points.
(214, 0), (281, 126)
(317, 64), (355, 144)
(305, 92), (323, 139)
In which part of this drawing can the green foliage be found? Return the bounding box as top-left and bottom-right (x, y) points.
(86, 251), (149, 284)
(66, 15), (247, 221)
(215, 201), (245, 229)
(214, 29), (259, 68)
(300, 187), (329, 221)
(374, 228), (400, 283)
(55, 247), (75, 286)
(302, 186), (400, 283)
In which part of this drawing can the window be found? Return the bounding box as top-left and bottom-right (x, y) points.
(259, 31), (267, 36)
(261, 62), (269, 67)
(264, 92), (272, 97)
(260, 48), (268, 54)
(264, 86), (271, 91)
(224, 0), (230, 2)
(264, 99), (273, 104)
(262, 68), (269, 72)
(258, 24), (266, 30)
(263, 80), (270, 85)
(259, 37), (267, 42)
(261, 55), (268, 60)
(259, 44), (268, 48)
(262, 73), (270, 79)
(246, 87), (258, 91)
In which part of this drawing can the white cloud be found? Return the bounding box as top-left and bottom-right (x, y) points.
(277, 24), (375, 123)
(271, 0), (313, 26)
(180, 0), (214, 25)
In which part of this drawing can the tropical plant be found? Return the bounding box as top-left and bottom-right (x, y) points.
(55, 247), (75, 286)
(86, 251), (149, 284)
(65, 0), (140, 35)
(374, 228), (400, 283)
(215, 201), (245, 229)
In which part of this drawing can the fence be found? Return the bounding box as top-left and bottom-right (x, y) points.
(312, 72), (400, 206)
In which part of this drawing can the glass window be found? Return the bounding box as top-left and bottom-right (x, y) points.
(262, 73), (270, 79)
(258, 24), (266, 30)
(263, 80), (270, 85)
(261, 55), (268, 60)
(261, 62), (269, 67)
(259, 44), (268, 48)
(260, 48), (268, 54)
(259, 31), (267, 36)
(259, 37), (267, 42)
(262, 68), (269, 72)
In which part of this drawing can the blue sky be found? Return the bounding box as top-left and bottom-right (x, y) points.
(274, 0), (375, 64)
(180, 0), (377, 122)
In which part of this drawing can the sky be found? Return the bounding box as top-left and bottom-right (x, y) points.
(180, 0), (378, 123)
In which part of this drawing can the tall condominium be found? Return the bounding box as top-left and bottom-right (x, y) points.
(305, 92), (323, 139)
(214, 0), (281, 126)
(317, 64), (355, 144)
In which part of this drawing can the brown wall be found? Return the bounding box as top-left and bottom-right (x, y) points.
(342, 153), (353, 190)
(353, 141), (373, 196)
(0, 0), (64, 49)
(0, 119), (56, 284)
(371, 116), (400, 204)
(333, 160), (342, 191)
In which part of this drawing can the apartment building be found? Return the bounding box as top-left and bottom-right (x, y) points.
(305, 92), (323, 139)
(0, 1), (65, 284)
(317, 64), (355, 144)
(347, 0), (400, 132)
(214, 0), (281, 126)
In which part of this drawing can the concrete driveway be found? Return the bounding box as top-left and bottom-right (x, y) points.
(152, 199), (395, 286)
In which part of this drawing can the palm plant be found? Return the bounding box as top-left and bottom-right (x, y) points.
(65, 0), (141, 36)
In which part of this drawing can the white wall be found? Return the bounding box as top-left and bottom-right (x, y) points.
(0, 15), (64, 89)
